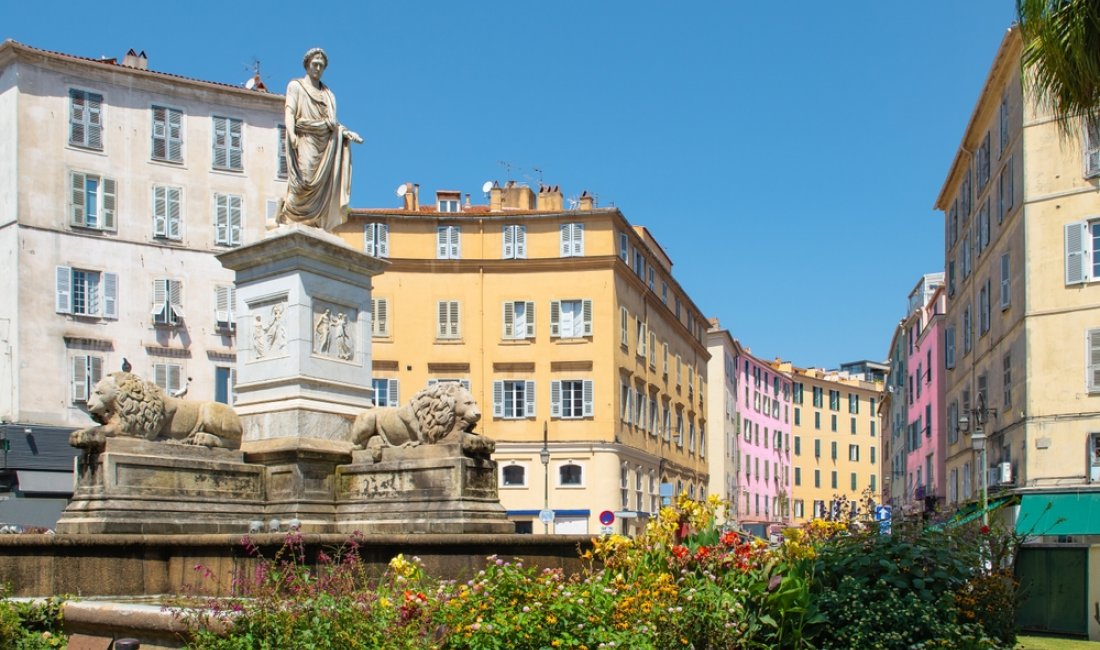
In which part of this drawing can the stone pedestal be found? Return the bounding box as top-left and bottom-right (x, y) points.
(56, 438), (265, 534)
(335, 444), (513, 534)
(242, 437), (353, 533)
(217, 225), (387, 443)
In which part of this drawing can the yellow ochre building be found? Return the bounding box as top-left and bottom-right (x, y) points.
(335, 182), (711, 535)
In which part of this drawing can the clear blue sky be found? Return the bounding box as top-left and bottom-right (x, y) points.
(7, 1), (1017, 369)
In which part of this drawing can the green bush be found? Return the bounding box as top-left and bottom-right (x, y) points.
(0, 590), (66, 650)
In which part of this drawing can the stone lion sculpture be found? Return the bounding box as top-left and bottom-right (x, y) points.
(351, 382), (493, 461)
(70, 371), (242, 451)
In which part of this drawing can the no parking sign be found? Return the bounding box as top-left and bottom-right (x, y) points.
(598, 510), (615, 526)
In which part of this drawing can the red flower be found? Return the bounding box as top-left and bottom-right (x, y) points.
(720, 531), (737, 547)
(671, 545), (690, 560)
(980, 525), (990, 535)
(694, 546), (712, 562)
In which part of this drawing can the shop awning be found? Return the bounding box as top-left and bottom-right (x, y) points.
(1017, 492), (1100, 536)
(928, 495), (1017, 531)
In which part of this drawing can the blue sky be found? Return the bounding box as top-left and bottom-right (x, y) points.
(7, 1), (1017, 369)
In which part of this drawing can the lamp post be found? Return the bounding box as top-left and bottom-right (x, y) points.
(540, 421), (550, 534)
(971, 428), (988, 527)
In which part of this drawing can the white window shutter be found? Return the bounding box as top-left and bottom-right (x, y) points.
(364, 223), (376, 255)
(168, 280), (184, 320)
(502, 225), (514, 259)
(572, 223), (584, 256)
(373, 298), (388, 336)
(582, 381), (592, 417)
(377, 224), (389, 257)
(525, 380), (535, 417)
(69, 92), (85, 146)
(70, 171), (86, 226)
(559, 224), (570, 256)
(87, 94), (102, 149)
(151, 278), (167, 318)
(89, 355), (103, 388)
(215, 195), (229, 245)
(436, 227), (448, 258)
(503, 301), (515, 338)
(449, 226), (460, 258)
(153, 186), (167, 236)
(168, 108), (182, 162)
(229, 195), (242, 245)
(103, 272), (118, 319)
(582, 299), (593, 336)
(154, 363), (167, 390)
(215, 285), (230, 323)
(212, 117), (227, 168)
(388, 378), (400, 407)
(493, 381), (504, 417)
(437, 301), (447, 338)
(168, 364), (181, 394)
(1090, 330), (1100, 392)
(515, 225), (526, 258)
(524, 301), (535, 338)
(1000, 253), (1011, 308)
(72, 356), (87, 402)
(449, 301), (459, 337)
(102, 178), (116, 230)
(550, 380), (562, 417)
(620, 307), (628, 346)
(1065, 221), (1089, 285)
(550, 301), (561, 337)
(228, 119), (242, 169)
(56, 266), (72, 314)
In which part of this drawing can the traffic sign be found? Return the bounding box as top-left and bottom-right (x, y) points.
(598, 510), (615, 526)
(538, 509), (555, 524)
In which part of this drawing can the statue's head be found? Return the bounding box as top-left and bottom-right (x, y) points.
(303, 48), (328, 79)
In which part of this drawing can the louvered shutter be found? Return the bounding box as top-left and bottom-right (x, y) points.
(447, 301), (459, 338)
(1090, 330), (1100, 392)
(152, 107), (167, 159)
(168, 364), (181, 394)
(550, 301), (561, 337)
(1000, 253), (1011, 308)
(1065, 221), (1090, 285)
(89, 355), (103, 390)
(167, 188), (181, 239)
(87, 94), (102, 149)
(167, 108), (182, 162)
(387, 379), (400, 407)
(620, 307), (628, 346)
(524, 301), (535, 338)
(572, 223), (584, 256)
(215, 285), (230, 324)
(515, 225), (526, 258)
(449, 226), (460, 259)
(582, 300), (593, 336)
(56, 266), (72, 314)
(503, 302), (515, 338)
(69, 91), (85, 146)
(72, 356), (88, 402)
(436, 227), (448, 258)
(649, 332), (657, 369)
(228, 119), (242, 169)
(154, 363), (167, 390)
(559, 224), (571, 256)
(103, 273), (118, 319)
(212, 117), (227, 168)
(153, 187), (167, 236)
(70, 172), (86, 226)
(364, 223), (376, 255)
(1087, 123), (1100, 177)
(101, 178), (116, 230)
(229, 195), (242, 246)
(502, 225), (514, 259)
(152, 279), (167, 320)
(524, 380), (536, 417)
(377, 224), (389, 257)
(373, 298), (388, 336)
(168, 280), (184, 320)
(215, 195), (229, 245)
(277, 125), (288, 177)
(550, 380), (562, 417)
(437, 301), (447, 338)
(582, 382), (593, 417)
(493, 381), (504, 417)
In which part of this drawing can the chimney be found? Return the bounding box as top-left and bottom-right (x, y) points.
(122, 49), (148, 70)
(578, 190), (595, 211)
(537, 184), (563, 211)
(501, 180), (535, 210)
(489, 183), (503, 212)
(401, 183), (419, 211)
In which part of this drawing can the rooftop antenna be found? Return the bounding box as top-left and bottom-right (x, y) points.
(244, 58), (263, 89)
(497, 160), (513, 177)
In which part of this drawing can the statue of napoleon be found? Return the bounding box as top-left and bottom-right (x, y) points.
(279, 48), (362, 231)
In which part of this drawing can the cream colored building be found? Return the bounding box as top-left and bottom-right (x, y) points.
(0, 42), (285, 520)
(786, 364), (882, 524)
(705, 323), (739, 519)
(335, 183), (710, 535)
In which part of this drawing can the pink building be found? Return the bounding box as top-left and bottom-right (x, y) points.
(902, 275), (946, 513)
(731, 343), (792, 537)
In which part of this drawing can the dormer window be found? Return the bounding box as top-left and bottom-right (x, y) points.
(436, 190), (461, 213)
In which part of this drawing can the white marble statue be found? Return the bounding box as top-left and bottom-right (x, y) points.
(278, 47), (362, 231)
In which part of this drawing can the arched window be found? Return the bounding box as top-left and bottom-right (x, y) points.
(501, 464), (526, 487)
(559, 463), (583, 486)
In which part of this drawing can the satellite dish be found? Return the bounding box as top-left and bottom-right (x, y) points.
(395, 183), (408, 198)
(481, 181), (494, 194)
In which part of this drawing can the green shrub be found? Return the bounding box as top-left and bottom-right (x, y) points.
(0, 589), (66, 650)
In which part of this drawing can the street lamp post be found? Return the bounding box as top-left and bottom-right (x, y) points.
(540, 421), (550, 534)
(972, 429), (988, 527)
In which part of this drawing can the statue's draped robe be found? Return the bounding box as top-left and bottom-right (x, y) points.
(280, 78), (352, 231)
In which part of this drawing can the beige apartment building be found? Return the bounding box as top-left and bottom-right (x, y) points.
(334, 183), (710, 535)
(705, 323), (740, 518)
(0, 42), (285, 524)
(786, 364), (883, 524)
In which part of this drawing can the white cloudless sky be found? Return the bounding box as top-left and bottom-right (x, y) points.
(6, 0), (1018, 368)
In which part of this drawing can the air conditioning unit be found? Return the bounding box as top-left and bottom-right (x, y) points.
(998, 462), (1013, 484)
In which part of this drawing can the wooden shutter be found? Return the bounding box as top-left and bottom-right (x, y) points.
(103, 273), (118, 319)
(502, 225), (514, 259)
(373, 298), (388, 336)
(436, 227), (448, 258)
(87, 93), (102, 149)
(448, 301), (459, 338)
(523, 301), (535, 338)
(277, 125), (287, 177)
(492, 381), (504, 417)
(524, 380), (536, 417)
(167, 108), (182, 162)
(449, 226), (460, 259)
(151, 278), (167, 320)
(70, 171), (86, 226)
(514, 225), (526, 258)
(153, 186), (168, 236)
(215, 285), (230, 324)
(168, 280), (184, 321)
(364, 223), (376, 255)
(550, 380), (562, 417)
(571, 223), (584, 256)
(503, 301), (515, 338)
(549, 301), (561, 337)
(152, 106), (167, 159)
(167, 187), (181, 239)
(1089, 329), (1100, 392)
(72, 355), (88, 402)
(1066, 222), (1089, 285)
(101, 177), (116, 230)
(215, 195), (229, 244)
(437, 301), (447, 337)
(69, 90), (85, 146)
(560, 224), (571, 256)
(620, 307), (628, 346)
(228, 119), (242, 169)
(581, 300), (593, 336)
(649, 331), (656, 369)
(387, 378), (400, 407)
(56, 266), (72, 314)
(212, 117), (228, 168)
(229, 195), (242, 245)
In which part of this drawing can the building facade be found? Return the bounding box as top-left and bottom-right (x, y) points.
(705, 323), (739, 523)
(0, 42), (286, 525)
(336, 182), (710, 535)
(882, 325), (907, 506)
(787, 364), (883, 523)
(901, 274), (946, 513)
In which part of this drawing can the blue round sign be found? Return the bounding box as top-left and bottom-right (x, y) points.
(599, 510), (615, 526)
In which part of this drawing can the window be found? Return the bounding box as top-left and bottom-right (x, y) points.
(999, 93), (1010, 153)
(71, 355), (104, 403)
(493, 380), (535, 419)
(211, 116), (243, 170)
(1086, 120), (1100, 178)
(276, 125), (288, 178)
(814, 470), (821, 488)
(649, 331), (657, 370)
(793, 382), (803, 404)
(55, 267), (117, 319)
(501, 464), (526, 487)
(438, 198), (460, 213)
(503, 301), (535, 340)
(436, 301), (460, 339)
(436, 225), (461, 259)
(948, 259), (956, 297)
(676, 410), (685, 446)
(977, 132), (991, 191)
(214, 366), (236, 405)
(794, 467), (802, 486)
(151, 278), (184, 326)
(151, 106), (182, 162)
(372, 378), (400, 407)
(1088, 329), (1100, 392)
(977, 199), (990, 254)
(850, 417), (857, 434)
(153, 186), (182, 240)
(1065, 220), (1100, 285)
(372, 298), (389, 337)
(963, 304), (973, 354)
(851, 472), (858, 491)
(620, 307), (629, 347)
(794, 407), (801, 426)
(831, 441), (838, 460)
(948, 201), (959, 248)
(849, 444), (860, 462)
(870, 446), (876, 464)
(364, 223), (389, 257)
(636, 320), (647, 357)
(559, 463), (583, 486)
(502, 225), (527, 259)
(153, 362), (183, 394)
(214, 285), (236, 330)
(69, 89), (103, 149)
(979, 280), (991, 336)
(998, 157), (1015, 222)
(649, 396), (658, 434)
(1000, 253), (1011, 309)
(814, 412), (821, 430)
(945, 326), (956, 369)
(214, 194), (242, 247)
(831, 414), (837, 432)
(619, 232), (628, 261)
(663, 402), (671, 440)
(793, 499), (804, 519)
(812, 386), (823, 408)
(559, 223), (584, 257)
(849, 394), (859, 414)
(947, 401), (959, 444)
(676, 355), (683, 388)
(661, 282), (668, 304)
(1002, 353), (1013, 408)
(69, 171), (117, 231)
(925, 404), (933, 437)
(550, 300), (592, 338)
(831, 471), (838, 489)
